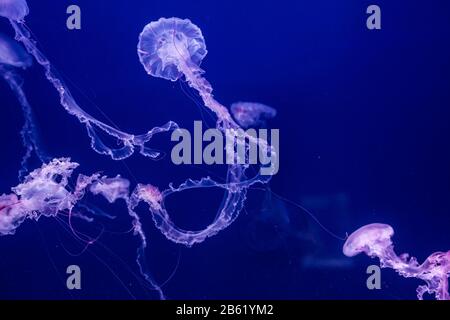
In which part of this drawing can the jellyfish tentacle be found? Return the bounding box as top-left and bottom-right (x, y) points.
(0, 32), (47, 178)
(135, 17), (278, 245)
(8, 20), (178, 161)
(3, 68), (48, 177)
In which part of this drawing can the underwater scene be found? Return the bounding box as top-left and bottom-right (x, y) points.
(0, 0), (450, 302)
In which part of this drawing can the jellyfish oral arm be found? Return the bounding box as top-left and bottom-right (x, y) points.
(8, 20), (178, 161)
(343, 223), (450, 300)
(0, 31), (44, 177)
(0, 66), (48, 177)
(132, 166), (274, 247)
(178, 61), (232, 123)
(0, 158), (137, 237)
(134, 17), (279, 245)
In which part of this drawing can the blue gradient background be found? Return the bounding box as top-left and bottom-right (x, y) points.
(0, 0), (449, 299)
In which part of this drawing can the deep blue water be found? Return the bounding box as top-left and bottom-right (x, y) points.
(0, 0), (449, 299)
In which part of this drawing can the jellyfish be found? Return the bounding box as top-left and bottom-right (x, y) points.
(137, 17), (207, 82)
(343, 223), (394, 258)
(230, 102), (277, 129)
(138, 17), (232, 123)
(91, 176), (166, 300)
(1, 3), (177, 161)
(0, 0), (28, 22)
(343, 223), (450, 300)
(0, 32), (48, 178)
(134, 18), (277, 246)
(142, 19), (275, 246)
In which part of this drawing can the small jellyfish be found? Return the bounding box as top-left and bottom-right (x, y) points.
(0, 0), (29, 21)
(344, 223), (450, 300)
(230, 102), (277, 129)
(137, 17), (207, 81)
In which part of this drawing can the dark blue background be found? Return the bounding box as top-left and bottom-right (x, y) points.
(0, 0), (449, 299)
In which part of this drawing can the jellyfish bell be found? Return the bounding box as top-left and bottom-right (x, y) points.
(343, 223), (394, 257)
(137, 17), (207, 81)
(0, 0), (29, 21)
(230, 102), (277, 128)
(0, 32), (32, 69)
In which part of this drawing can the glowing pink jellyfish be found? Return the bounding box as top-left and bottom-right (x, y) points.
(343, 223), (450, 300)
(138, 17), (232, 122)
(135, 17), (277, 246)
(230, 102), (277, 129)
(137, 17), (207, 82)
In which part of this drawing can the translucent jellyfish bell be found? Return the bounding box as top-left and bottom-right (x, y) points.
(0, 32), (31, 69)
(231, 102), (277, 128)
(0, 0), (29, 21)
(137, 17), (207, 81)
(343, 223), (394, 257)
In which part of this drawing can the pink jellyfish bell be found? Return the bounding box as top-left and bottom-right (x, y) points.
(343, 223), (394, 257)
(137, 17), (207, 81)
(0, 0), (29, 21)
